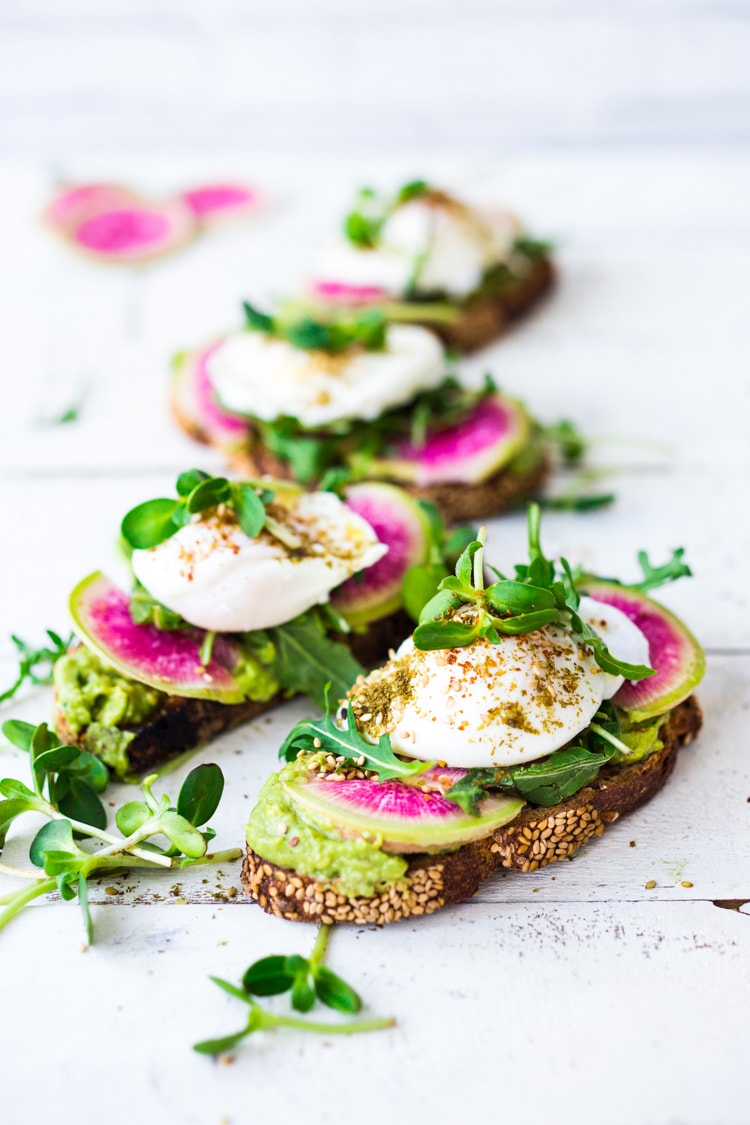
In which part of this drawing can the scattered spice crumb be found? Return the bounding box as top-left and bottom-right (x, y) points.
(681, 881), (694, 888)
(80, 944), (88, 954)
(104, 887), (119, 896)
(629, 841), (637, 847)
(645, 880), (657, 889)
(219, 1056), (235, 1067)
(227, 886), (238, 899)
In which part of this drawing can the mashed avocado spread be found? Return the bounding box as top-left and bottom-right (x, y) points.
(245, 758), (408, 898)
(54, 647), (163, 778)
(54, 644), (281, 780)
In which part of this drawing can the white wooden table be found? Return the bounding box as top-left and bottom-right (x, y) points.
(1, 151), (748, 1125)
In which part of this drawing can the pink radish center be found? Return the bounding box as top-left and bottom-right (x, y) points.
(306, 775), (467, 822)
(311, 280), (389, 305)
(396, 396), (513, 468)
(194, 343), (249, 435)
(183, 185), (256, 217)
(75, 208), (173, 254)
(84, 582), (236, 687)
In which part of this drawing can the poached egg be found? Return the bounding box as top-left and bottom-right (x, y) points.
(207, 323), (445, 428)
(316, 195), (520, 299)
(131, 490), (387, 633)
(347, 597), (650, 769)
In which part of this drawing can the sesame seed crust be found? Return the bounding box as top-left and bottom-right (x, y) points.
(241, 695), (702, 925)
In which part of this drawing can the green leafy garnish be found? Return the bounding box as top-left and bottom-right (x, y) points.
(252, 373), (484, 487)
(193, 925), (393, 1056)
(445, 702), (662, 814)
(129, 582), (186, 630)
(512, 235), (554, 262)
(279, 687), (430, 782)
(0, 722), (237, 943)
(254, 609), (365, 710)
(632, 548), (691, 593)
(121, 470), (272, 551)
(0, 629), (72, 705)
(342, 180), (430, 249)
(413, 505), (662, 684)
(243, 300), (387, 355)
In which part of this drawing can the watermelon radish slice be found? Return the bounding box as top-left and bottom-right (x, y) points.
(69, 571), (251, 704)
(283, 769), (523, 854)
(375, 393), (531, 486)
(330, 483), (431, 626)
(44, 183), (140, 232)
(311, 280), (390, 306)
(170, 340), (250, 448)
(583, 580), (705, 720)
(181, 183), (260, 225)
(68, 198), (196, 264)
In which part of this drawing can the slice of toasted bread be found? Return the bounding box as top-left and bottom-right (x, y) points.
(424, 255), (555, 353)
(53, 610), (413, 774)
(241, 695), (702, 925)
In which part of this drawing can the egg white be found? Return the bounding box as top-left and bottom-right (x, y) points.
(131, 491), (387, 633)
(207, 323), (445, 428)
(349, 598), (650, 769)
(316, 197), (520, 298)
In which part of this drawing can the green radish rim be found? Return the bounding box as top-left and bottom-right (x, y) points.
(583, 580), (705, 720)
(282, 772), (524, 853)
(69, 571), (248, 704)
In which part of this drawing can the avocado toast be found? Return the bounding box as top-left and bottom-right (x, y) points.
(241, 508), (704, 923)
(53, 472), (461, 778)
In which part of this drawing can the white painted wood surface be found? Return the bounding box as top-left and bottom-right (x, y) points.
(1, 150), (748, 1125)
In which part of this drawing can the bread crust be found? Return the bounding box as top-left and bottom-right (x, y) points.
(426, 255), (555, 352)
(240, 695), (702, 925)
(53, 610), (413, 774)
(222, 447), (551, 527)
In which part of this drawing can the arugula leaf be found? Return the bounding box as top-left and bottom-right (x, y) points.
(632, 548), (691, 593)
(0, 629), (72, 704)
(279, 694), (429, 782)
(509, 746), (611, 806)
(266, 612), (364, 709)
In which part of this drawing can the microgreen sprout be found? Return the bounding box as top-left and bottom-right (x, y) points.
(121, 470), (273, 551)
(243, 300), (388, 354)
(412, 503), (684, 684)
(0, 629), (72, 705)
(193, 924), (394, 1056)
(0, 721), (238, 943)
(343, 179), (430, 249)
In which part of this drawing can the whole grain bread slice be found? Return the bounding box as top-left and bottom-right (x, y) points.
(425, 255), (555, 353)
(54, 610), (413, 775)
(241, 695), (702, 925)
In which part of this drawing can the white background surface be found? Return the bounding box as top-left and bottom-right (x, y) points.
(1, 5), (749, 1125)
